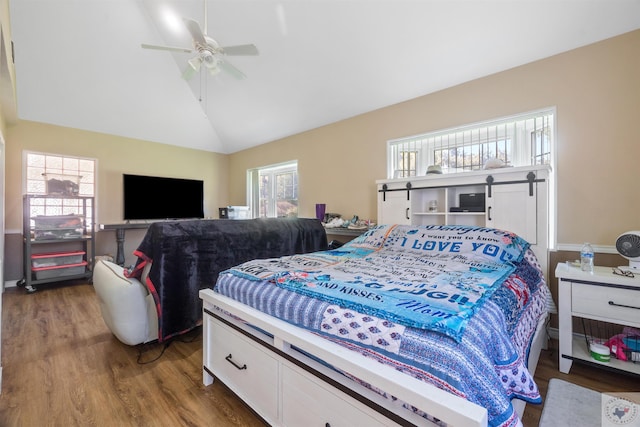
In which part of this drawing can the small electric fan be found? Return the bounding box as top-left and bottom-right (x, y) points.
(615, 231), (640, 269)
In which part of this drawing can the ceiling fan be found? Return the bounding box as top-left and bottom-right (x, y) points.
(142, 17), (258, 80)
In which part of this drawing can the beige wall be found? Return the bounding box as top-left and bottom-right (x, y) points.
(0, 106), (5, 136)
(3, 30), (639, 279)
(229, 29), (640, 248)
(4, 121), (228, 273)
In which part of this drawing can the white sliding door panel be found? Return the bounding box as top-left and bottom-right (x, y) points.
(487, 183), (537, 244)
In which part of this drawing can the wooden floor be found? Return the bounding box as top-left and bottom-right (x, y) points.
(0, 283), (637, 427)
(0, 283), (266, 427)
(521, 339), (638, 426)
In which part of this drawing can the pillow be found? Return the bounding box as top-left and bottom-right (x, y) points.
(340, 224), (394, 250)
(339, 224), (529, 265)
(389, 225), (529, 263)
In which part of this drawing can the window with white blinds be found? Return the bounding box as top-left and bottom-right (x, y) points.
(388, 109), (554, 178)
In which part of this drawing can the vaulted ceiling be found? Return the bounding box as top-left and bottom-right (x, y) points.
(9, 1), (640, 153)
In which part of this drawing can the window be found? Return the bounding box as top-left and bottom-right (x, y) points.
(388, 109), (554, 178)
(395, 150), (418, 178)
(387, 108), (556, 250)
(247, 161), (298, 218)
(24, 151), (97, 229)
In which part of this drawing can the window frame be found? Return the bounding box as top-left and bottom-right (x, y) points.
(387, 108), (555, 178)
(23, 151), (97, 230)
(386, 108), (556, 250)
(247, 160), (298, 218)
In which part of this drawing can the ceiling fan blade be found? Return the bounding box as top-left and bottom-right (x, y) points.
(184, 18), (207, 45)
(141, 43), (192, 54)
(219, 59), (247, 79)
(221, 44), (259, 56)
(207, 66), (222, 77)
(182, 64), (198, 81)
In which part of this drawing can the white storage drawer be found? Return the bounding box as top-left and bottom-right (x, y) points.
(281, 364), (391, 427)
(572, 282), (640, 325)
(206, 316), (279, 422)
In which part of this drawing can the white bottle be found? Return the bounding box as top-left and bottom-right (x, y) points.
(580, 242), (594, 272)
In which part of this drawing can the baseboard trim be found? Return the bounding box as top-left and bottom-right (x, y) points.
(547, 326), (594, 343)
(4, 280), (18, 290)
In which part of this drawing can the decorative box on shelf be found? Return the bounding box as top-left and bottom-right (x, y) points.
(43, 173), (81, 196)
(31, 250), (86, 268)
(31, 261), (88, 280)
(32, 214), (84, 240)
(227, 206), (250, 219)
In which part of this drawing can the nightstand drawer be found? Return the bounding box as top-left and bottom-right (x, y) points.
(572, 283), (640, 324)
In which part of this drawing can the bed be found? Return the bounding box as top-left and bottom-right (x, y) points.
(199, 224), (551, 426)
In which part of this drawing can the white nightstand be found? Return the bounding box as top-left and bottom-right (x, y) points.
(555, 263), (640, 374)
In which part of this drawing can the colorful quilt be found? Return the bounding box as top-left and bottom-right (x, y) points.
(213, 225), (550, 427)
(227, 224), (530, 341)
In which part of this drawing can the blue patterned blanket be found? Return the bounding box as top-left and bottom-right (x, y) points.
(227, 224), (530, 341)
(214, 225), (550, 427)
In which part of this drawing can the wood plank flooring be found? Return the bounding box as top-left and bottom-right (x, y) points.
(0, 283), (266, 427)
(0, 283), (637, 426)
(521, 339), (639, 426)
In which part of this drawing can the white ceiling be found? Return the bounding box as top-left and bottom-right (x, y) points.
(9, 1), (640, 154)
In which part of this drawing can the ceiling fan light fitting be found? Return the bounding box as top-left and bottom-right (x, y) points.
(188, 56), (201, 71)
(201, 50), (215, 63)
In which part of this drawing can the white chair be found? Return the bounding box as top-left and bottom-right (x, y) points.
(92, 259), (158, 345)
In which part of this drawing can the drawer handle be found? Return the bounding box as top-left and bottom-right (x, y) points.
(225, 354), (247, 370)
(609, 300), (640, 310)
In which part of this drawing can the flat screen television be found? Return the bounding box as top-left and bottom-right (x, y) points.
(123, 174), (204, 220)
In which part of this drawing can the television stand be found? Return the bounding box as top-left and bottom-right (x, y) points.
(99, 223), (152, 266)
